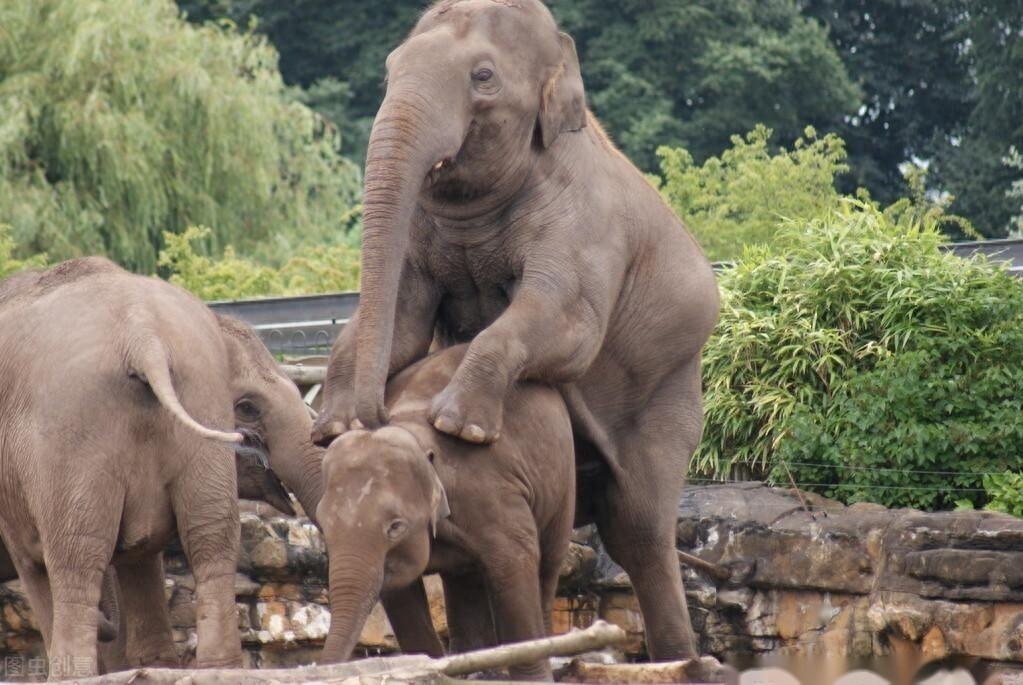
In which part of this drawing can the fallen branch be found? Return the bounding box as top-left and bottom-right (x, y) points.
(33, 621), (627, 685)
(439, 620), (627, 676)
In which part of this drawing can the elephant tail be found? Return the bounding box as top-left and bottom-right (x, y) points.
(129, 341), (243, 444)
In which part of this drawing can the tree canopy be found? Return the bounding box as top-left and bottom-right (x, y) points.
(0, 0), (361, 272)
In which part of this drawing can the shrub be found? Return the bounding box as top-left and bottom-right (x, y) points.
(0, 224), (46, 279)
(982, 472), (1023, 518)
(696, 201), (1023, 510)
(656, 126), (848, 262)
(159, 226), (360, 300)
(0, 0), (361, 272)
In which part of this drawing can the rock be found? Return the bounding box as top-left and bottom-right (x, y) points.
(598, 591), (645, 655)
(560, 542), (599, 590)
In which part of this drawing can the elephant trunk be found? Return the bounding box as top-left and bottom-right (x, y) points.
(276, 441), (325, 524)
(265, 403), (325, 523)
(322, 553), (385, 663)
(354, 83), (466, 428)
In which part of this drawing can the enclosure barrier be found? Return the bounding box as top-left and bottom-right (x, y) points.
(211, 239), (1023, 356)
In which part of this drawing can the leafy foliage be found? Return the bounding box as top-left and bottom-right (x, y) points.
(931, 2), (1023, 238)
(800, 0), (973, 205)
(1004, 147), (1023, 237)
(550, 0), (860, 171)
(0, 224), (46, 280)
(0, 0), (361, 272)
(177, 0), (426, 163)
(697, 202), (1023, 509)
(657, 126), (848, 261)
(982, 472), (1023, 518)
(177, 0), (858, 172)
(159, 226), (360, 300)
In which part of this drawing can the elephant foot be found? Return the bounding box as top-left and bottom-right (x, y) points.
(429, 380), (503, 444)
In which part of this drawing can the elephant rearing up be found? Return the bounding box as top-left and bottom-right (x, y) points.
(312, 0), (719, 660)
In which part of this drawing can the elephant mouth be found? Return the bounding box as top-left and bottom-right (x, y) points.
(425, 157), (456, 187)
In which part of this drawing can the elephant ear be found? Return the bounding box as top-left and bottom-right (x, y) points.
(537, 32), (587, 149)
(426, 449), (450, 537)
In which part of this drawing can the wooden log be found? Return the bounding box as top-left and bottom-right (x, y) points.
(438, 620), (627, 676)
(40, 621), (627, 685)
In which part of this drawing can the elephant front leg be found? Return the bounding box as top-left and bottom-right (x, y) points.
(312, 264), (440, 445)
(479, 530), (551, 681)
(381, 578), (444, 657)
(430, 284), (605, 443)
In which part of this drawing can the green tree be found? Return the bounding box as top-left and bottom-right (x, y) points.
(932, 2), (1023, 238)
(178, 0), (427, 163)
(800, 0), (973, 205)
(0, 224), (46, 280)
(549, 0), (860, 170)
(657, 126), (849, 261)
(160, 226), (360, 300)
(178, 0), (857, 172)
(0, 0), (361, 272)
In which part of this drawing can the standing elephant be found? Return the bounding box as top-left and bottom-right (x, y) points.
(312, 0), (719, 659)
(0, 257), (324, 677)
(317, 345), (574, 681)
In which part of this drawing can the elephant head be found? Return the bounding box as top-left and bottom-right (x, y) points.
(234, 439), (297, 517)
(316, 426), (449, 662)
(217, 316), (324, 521)
(354, 0), (586, 426)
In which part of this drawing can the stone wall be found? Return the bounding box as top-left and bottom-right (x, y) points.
(2, 485), (1023, 677)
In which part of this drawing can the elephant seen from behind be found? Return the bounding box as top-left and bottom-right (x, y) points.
(0, 257), (325, 677)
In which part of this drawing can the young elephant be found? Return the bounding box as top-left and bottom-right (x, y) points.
(318, 345), (574, 681)
(0, 257), (324, 677)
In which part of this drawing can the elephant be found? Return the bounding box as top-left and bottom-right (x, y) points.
(317, 345), (575, 681)
(0, 446), (296, 659)
(311, 0), (719, 660)
(0, 257), (324, 677)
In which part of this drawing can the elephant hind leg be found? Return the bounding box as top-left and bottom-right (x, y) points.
(441, 571), (496, 654)
(595, 360), (703, 661)
(44, 536), (119, 678)
(113, 553), (179, 668)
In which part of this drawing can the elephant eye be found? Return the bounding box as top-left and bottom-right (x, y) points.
(386, 519), (408, 540)
(472, 68), (493, 82)
(235, 399), (261, 421)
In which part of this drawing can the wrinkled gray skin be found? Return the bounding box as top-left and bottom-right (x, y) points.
(0, 451), (294, 643)
(318, 345), (574, 681)
(312, 0), (719, 659)
(0, 258), (324, 677)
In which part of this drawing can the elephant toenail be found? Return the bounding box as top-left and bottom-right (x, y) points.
(465, 424), (486, 443)
(435, 416), (458, 434)
(350, 419), (364, 430)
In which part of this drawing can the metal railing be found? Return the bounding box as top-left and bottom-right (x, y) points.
(210, 238), (1023, 357)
